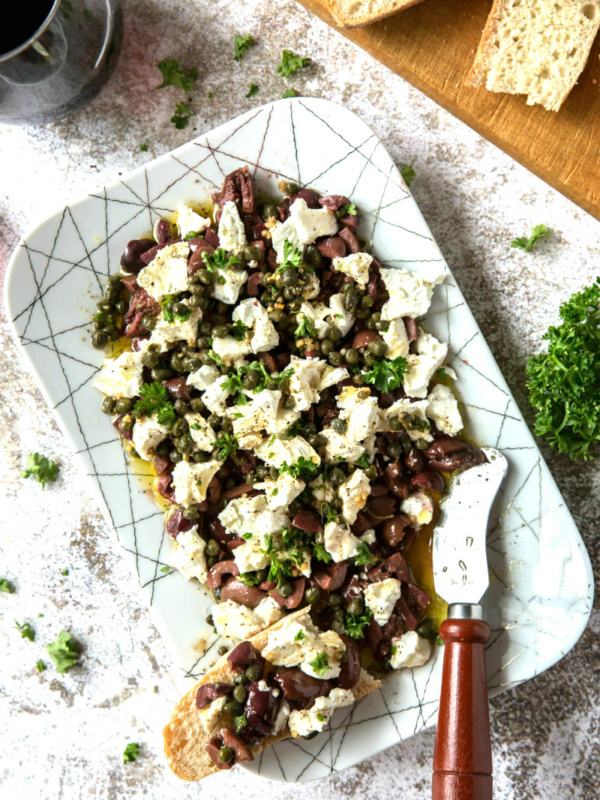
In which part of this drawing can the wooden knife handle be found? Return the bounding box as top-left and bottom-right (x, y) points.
(432, 615), (492, 800)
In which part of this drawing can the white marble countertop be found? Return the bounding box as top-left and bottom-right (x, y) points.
(1, 1), (599, 798)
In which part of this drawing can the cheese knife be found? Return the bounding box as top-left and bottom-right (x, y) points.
(432, 446), (508, 800)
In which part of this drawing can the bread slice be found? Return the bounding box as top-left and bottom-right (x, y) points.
(328, 0), (425, 30)
(163, 610), (381, 782)
(469, 0), (600, 111)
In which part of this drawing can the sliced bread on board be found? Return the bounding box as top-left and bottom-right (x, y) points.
(328, 0), (425, 29)
(469, 0), (600, 111)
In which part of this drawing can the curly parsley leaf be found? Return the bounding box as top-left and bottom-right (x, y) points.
(234, 711), (248, 732)
(312, 541), (332, 564)
(282, 88), (299, 99)
(320, 502), (339, 525)
(22, 453), (59, 489)
(294, 313), (316, 339)
(123, 742), (140, 764)
(511, 224), (550, 253)
(36, 660), (46, 672)
(279, 457), (319, 482)
(344, 607), (372, 639)
(354, 542), (375, 567)
(294, 629), (306, 642)
(230, 320), (250, 341)
(400, 164), (415, 187)
(0, 578), (14, 593)
(202, 248), (241, 274)
(337, 203), (357, 217)
(239, 572), (260, 586)
(15, 620), (35, 642)
(355, 451), (371, 470)
(134, 382), (176, 428)
(526, 278), (600, 459)
(308, 651), (330, 677)
(275, 239), (303, 273)
(171, 101), (194, 130)
(46, 630), (79, 674)
(246, 83), (259, 99)
(233, 33), (254, 62)
(363, 357), (408, 393)
(212, 431), (239, 461)
(156, 59), (197, 91)
(277, 49), (311, 77)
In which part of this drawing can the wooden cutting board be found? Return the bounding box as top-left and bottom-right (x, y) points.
(296, 0), (600, 220)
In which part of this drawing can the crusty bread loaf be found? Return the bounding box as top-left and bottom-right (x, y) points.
(328, 0), (425, 30)
(163, 610), (381, 782)
(469, 0), (600, 111)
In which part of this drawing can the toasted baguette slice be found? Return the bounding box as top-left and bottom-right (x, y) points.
(163, 609), (381, 782)
(468, 0), (600, 111)
(328, 0), (425, 30)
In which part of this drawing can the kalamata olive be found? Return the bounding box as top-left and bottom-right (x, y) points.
(245, 682), (278, 734)
(220, 728), (254, 763)
(382, 514), (411, 548)
(153, 218), (172, 243)
(367, 552), (411, 583)
(120, 238), (156, 273)
(291, 188), (321, 208)
(339, 227), (360, 253)
(352, 330), (381, 351)
(227, 641), (265, 674)
(403, 317), (418, 341)
(271, 578), (306, 609)
(313, 563), (347, 592)
(220, 577), (266, 608)
(292, 509), (322, 533)
(367, 495), (396, 519)
(338, 635), (361, 689)
(317, 236), (347, 260)
(423, 437), (487, 472)
(411, 469), (445, 493)
(196, 682), (233, 709)
(273, 667), (332, 702)
(405, 447), (425, 472)
(205, 738), (232, 770)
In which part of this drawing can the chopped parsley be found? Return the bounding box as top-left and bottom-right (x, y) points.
(354, 542), (375, 567)
(160, 566), (171, 574)
(233, 33), (254, 62)
(234, 711), (248, 732)
(46, 630), (79, 674)
(275, 240), (303, 273)
(15, 621), (35, 642)
(527, 278), (600, 459)
(294, 629), (306, 642)
(209, 350), (225, 369)
(363, 356), (408, 393)
(355, 451), (371, 470)
(316, 712), (325, 722)
(230, 320), (250, 341)
(511, 224), (550, 253)
(21, 453), (60, 489)
(308, 652), (330, 677)
(246, 83), (259, 99)
(241, 532), (253, 541)
(282, 88), (299, 98)
(312, 541), (332, 564)
(239, 572), (261, 585)
(134, 382), (176, 428)
(171, 101), (194, 130)
(279, 457), (319, 482)
(0, 578), (14, 593)
(202, 248), (241, 274)
(36, 660), (47, 672)
(400, 164), (415, 187)
(123, 742), (140, 764)
(344, 607), (372, 638)
(320, 502), (339, 525)
(183, 231), (201, 241)
(294, 313), (316, 339)
(61, 568), (69, 576)
(437, 368), (448, 379)
(156, 59), (197, 91)
(159, 295), (191, 323)
(139, 144), (148, 152)
(212, 431), (239, 461)
(225, 361), (293, 400)
(277, 50), (311, 77)
(338, 203), (357, 217)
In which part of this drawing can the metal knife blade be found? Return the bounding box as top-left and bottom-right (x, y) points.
(433, 447), (508, 606)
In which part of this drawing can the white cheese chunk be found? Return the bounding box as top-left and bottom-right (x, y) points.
(186, 412), (216, 452)
(300, 629), (346, 680)
(169, 526), (207, 582)
(219, 494), (290, 537)
(210, 267), (248, 305)
(319, 365), (350, 390)
(212, 334), (252, 364)
(150, 305), (201, 350)
(364, 578), (402, 626)
(288, 688), (354, 738)
(298, 300), (331, 340)
(202, 375), (231, 416)
(212, 597), (284, 641)
(131, 415), (170, 460)
(320, 428), (364, 464)
(338, 469), (370, 524)
(198, 696), (227, 734)
(233, 298), (279, 353)
(361, 528), (377, 544)
(401, 492), (434, 528)
(381, 318), (409, 359)
(379, 266), (445, 321)
(390, 630), (432, 669)
(176, 202), (210, 238)
(403, 328), (448, 399)
(255, 435), (320, 470)
(270, 216), (301, 263)
(233, 535), (270, 574)
(253, 596), (286, 629)
(301, 273), (321, 300)
(137, 241), (190, 300)
(332, 252), (372, 288)
(323, 521), (361, 563)
(328, 293), (355, 337)
(171, 459), (221, 506)
(426, 383), (463, 436)
(253, 472), (306, 511)
(187, 364), (220, 391)
(337, 386), (383, 442)
(288, 355), (328, 411)
(384, 398), (433, 444)
(290, 198), (338, 244)
(218, 200), (247, 254)
(93, 349), (144, 399)
(226, 389), (282, 450)
(262, 613), (318, 667)
(272, 700), (291, 734)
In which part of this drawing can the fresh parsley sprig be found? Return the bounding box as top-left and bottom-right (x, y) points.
(363, 357), (408, 393)
(275, 239), (303, 273)
(527, 278), (600, 459)
(46, 630), (79, 674)
(337, 203), (357, 218)
(202, 248), (241, 277)
(234, 34), (254, 62)
(0, 578), (14, 594)
(123, 742), (140, 764)
(308, 652), (330, 677)
(312, 541), (332, 564)
(277, 50), (311, 77)
(294, 313), (316, 339)
(230, 320), (250, 341)
(156, 59), (198, 91)
(354, 542), (375, 567)
(279, 457), (319, 482)
(246, 83), (259, 99)
(134, 382), (177, 428)
(212, 431), (239, 461)
(400, 164), (415, 187)
(22, 453), (59, 489)
(15, 621), (35, 642)
(511, 224), (550, 253)
(344, 607), (373, 639)
(282, 89), (299, 99)
(171, 101), (194, 129)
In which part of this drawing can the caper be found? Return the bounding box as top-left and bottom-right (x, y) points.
(417, 618), (437, 642)
(101, 396), (116, 414)
(217, 645), (228, 657)
(256, 568), (269, 583)
(106, 326), (121, 341)
(278, 375), (291, 391)
(190, 398), (205, 413)
(170, 449), (183, 464)
(282, 181), (299, 195)
(96, 301), (113, 313)
(329, 592), (342, 607)
(200, 351), (215, 366)
(344, 348), (358, 365)
(329, 327), (342, 344)
(282, 396), (295, 410)
(347, 598), (364, 616)
(387, 441), (403, 459)
(93, 319), (105, 332)
(205, 539), (221, 557)
(120, 416), (133, 432)
(279, 580), (293, 598)
(329, 351), (343, 366)
(182, 506), (199, 520)
(190, 283), (205, 296)
(271, 534), (284, 552)
(266, 379), (278, 390)
(329, 467), (346, 486)
(245, 471), (256, 486)
(206, 555), (217, 569)
(222, 418), (234, 433)
(356, 309), (370, 320)
(170, 353), (185, 373)
(332, 497), (343, 511)
(309, 433), (328, 448)
(282, 269), (298, 287)
(224, 695), (243, 715)
(184, 357), (202, 372)
(234, 673), (250, 686)
(270, 308), (284, 323)
(198, 296), (212, 310)
(114, 398), (132, 414)
(141, 351), (159, 369)
(261, 203), (278, 221)
(281, 287), (294, 301)
(375, 320), (390, 332)
(114, 299), (127, 315)
(187, 295), (201, 308)
(363, 353), (376, 368)
(304, 421), (317, 435)
(245, 663), (263, 682)
(198, 321), (211, 335)
(370, 340), (388, 358)
(320, 339), (333, 356)
(232, 684), (247, 704)
(333, 607), (345, 625)
(244, 244), (261, 263)
(331, 417), (347, 434)
(305, 587), (321, 605)
(172, 418), (189, 437)
(365, 465), (378, 481)
(156, 440), (171, 457)
(361, 295), (374, 309)
(176, 435), (193, 454)
(197, 270), (212, 285)
(194, 451), (210, 463)
(302, 731), (319, 740)
(208, 414), (221, 428)
(108, 274), (122, 288)
(303, 244), (322, 270)
(174, 399), (189, 417)
(196, 336), (211, 350)
(213, 325), (229, 338)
